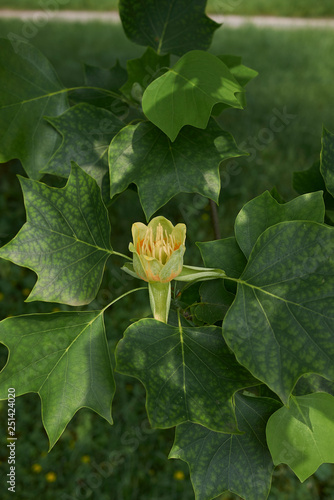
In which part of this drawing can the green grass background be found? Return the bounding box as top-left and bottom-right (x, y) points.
(1, 0), (334, 17)
(0, 15), (334, 500)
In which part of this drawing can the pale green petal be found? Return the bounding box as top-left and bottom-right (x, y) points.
(131, 222), (148, 248)
(172, 223), (187, 245)
(159, 245), (185, 282)
(132, 252), (148, 281)
(140, 254), (164, 282)
(148, 216), (174, 238)
(174, 264), (226, 282)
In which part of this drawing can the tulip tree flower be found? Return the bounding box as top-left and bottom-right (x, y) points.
(127, 216), (186, 323)
(129, 216), (186, 283)
(123, 216), (227, 323)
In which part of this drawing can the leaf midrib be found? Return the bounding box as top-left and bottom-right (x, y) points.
(38, 313), (102, 393)
(28, 222), (113, 255)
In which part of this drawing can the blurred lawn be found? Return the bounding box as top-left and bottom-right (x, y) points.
(0, 17), (334, 500)
(0, 0), (334, 17)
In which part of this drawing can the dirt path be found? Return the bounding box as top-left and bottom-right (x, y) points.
(1, 9), (334, 28)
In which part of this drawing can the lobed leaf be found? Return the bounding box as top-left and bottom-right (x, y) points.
(234, 190), (325, 258)
(121, 47), (170, 103)
(115, 318), (259, 433)
(0, 39), (68, 179)
(170, 394), (281, 500)
(266, 393), (334, 481)
(109, 119), (245, 219)
(119, 0), (220, 57)
(68, 61), (129, 115)
(0, 311), (114, 450)
(197, 236), (247, 280)
(212, 55), (258, 115)
(223, 221), (334, 403)
(43, 103), (124, 200)
(0, 164), (112, 305)
(142, 50), (244, 141)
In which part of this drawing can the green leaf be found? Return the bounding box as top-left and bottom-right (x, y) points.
(294, 373), (334, 398)
(109, 119), (245, 220)
(293, 160), (334, 222)
(293, 161), (326, 195)
(0, 311), (114, 450)
(142, 51), (244, 141)
(320, 126), (334, 197)
(170, 394), (281, 500)
(121, 47), (170, 103)
(119, 0), (220, 57)
(218, 55), (258, 88)
(212, 55), (258, 115)
(115, 318), (259, 433)
(69, 60), (128, 110)
(0, 39), (68, 179)
(223, 221), (334, 403)
(195, 280), (235, 324)
(234, 190), (325, 258)
(0, 164), (112, 305)
(197, 236), (247, 295)
(85, 60), (128, 94)
(43, 103), (124, 200)
(270, 186), (286, 204)
(266, 393), (334, 482)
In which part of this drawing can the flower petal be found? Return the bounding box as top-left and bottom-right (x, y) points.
(159, 245), (186, 282)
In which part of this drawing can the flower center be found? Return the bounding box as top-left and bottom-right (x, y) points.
(139, 223), (180, 264)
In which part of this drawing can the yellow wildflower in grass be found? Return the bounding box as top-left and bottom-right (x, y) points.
(173, 470), (185, 480)
(45, 471), (57, 482)
(31, 463), (42, 473)
(81, 455), (91, 464)
(129, 216), (186, 283)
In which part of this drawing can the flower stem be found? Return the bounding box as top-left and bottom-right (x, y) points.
(148, 282), (171, 323)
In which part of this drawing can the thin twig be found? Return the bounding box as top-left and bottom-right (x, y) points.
(209, 199), (221, 240)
